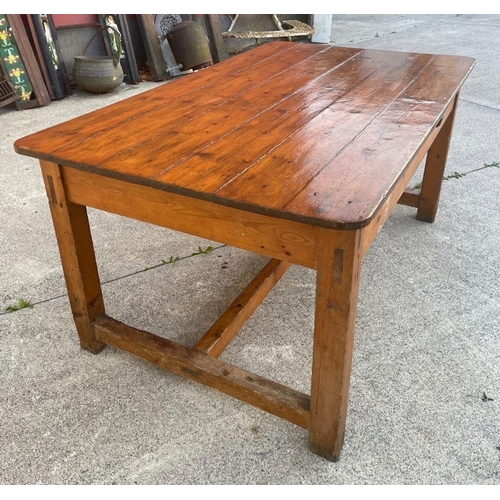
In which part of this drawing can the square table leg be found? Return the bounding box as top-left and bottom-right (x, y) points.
(40, 160), (106, 354)
(417, 94), (459, 223)
(309, 228), (362, 461)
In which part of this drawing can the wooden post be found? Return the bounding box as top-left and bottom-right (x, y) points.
(26, 15), (56, 100)
(40, 161), (106, 354)
(204, 15), (229, 63)
(309, 228), (362, 461)
(117, 14), (141, 84)
(137, 14), (168, 81)
(417, 94), (459, 223)
(46, 15), (72, 96)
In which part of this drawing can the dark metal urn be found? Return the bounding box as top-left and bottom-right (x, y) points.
(167, 20), (213, 71)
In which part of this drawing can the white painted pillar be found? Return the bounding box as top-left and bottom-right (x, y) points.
(311, 14), (333, 44)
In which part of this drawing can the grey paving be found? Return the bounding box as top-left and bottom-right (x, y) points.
(1, 15), (499, 484)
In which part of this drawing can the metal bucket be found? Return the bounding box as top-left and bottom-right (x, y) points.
(167, 20), (213, 71)
(73, 26), (124, 93)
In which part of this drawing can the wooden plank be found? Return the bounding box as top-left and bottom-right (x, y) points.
(55, 44), (344, 169)
(398, 188), (420, 208)
(204, 15), (229, 63)
(157, 49), (385, 190)
(7, 14), (51, 107)
(309, 228), (362, 462)
(46, 15), (72, 96)
(13, 42), (302, 157)
(283, 54), (475, 229)
(215, 51), (435, 207)
(359, 98), (456, 257)
(94, 315), (310, 429)
(417, 94), (459, 222)
(39, 161), (105, 353)
(61, 166), (318, 269)
(29, 15), (70, 99)
(117, 14), (140, 84)
(0, 94), (17, 107)
(98, 45), (352, 176)
(196, 259), (291, 357)
(26, 15), (55, 100)
(137, 14), (168, 81)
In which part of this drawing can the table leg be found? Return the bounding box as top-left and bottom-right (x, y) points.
(40, 160), (106, 354)
(310, 228), (362, 461)
(417, 94), (459, 223)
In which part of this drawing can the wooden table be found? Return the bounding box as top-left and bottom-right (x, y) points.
(15, 42), (475, 461)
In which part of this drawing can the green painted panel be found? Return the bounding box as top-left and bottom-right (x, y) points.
(0, 15), (33, 101)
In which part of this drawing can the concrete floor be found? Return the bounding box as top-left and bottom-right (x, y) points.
(1, 15), (499, 484)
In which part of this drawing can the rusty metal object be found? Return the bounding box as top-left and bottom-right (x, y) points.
(167, 20), (213, 71)
(73, 26), (124, 93)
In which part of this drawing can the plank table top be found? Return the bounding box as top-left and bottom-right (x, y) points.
(15, 42), (474, 229)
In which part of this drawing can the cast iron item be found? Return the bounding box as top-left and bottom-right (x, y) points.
(167, 20), (213, 71)
(73, 26), (124, 93)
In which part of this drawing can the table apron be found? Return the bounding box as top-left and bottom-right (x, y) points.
(60, 165), (319, 269)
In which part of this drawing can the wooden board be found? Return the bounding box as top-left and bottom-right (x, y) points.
(60, 166), (318, 269)
(94, 315), (310, 428)
(204, 14), (229, 63)
(195, 259), (291, 357)
(15, 43), (475, 229)
(28, 15), (68, 99)
(14, 41), (294, 153)
(5, 14), (51, 108)
(26, 15), (55, 100)
(45, 15), (72, 96)
(137, 14), (168, 81)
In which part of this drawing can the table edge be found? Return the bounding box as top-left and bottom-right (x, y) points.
(14, 53), (476, 231)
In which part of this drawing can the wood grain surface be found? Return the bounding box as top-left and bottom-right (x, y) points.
(195, 258), (291, 357)
(15, 42), (475, 229)
(40, 161), (106, 353)
(309, 228), (362, 461)
(94, 315), (311, 429)
(62, 166), (318, 268)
